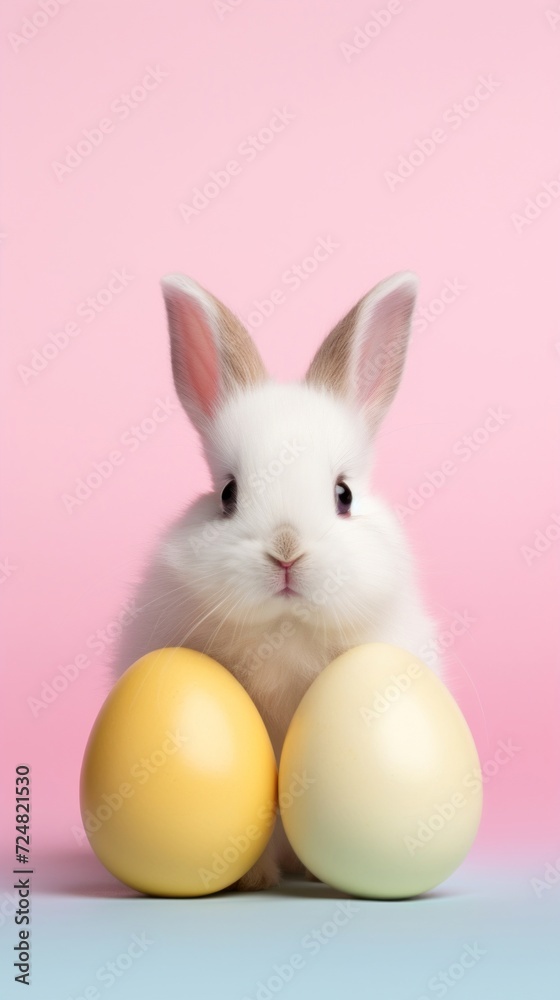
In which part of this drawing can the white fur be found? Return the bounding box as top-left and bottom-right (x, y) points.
(113, 273), (439, 890)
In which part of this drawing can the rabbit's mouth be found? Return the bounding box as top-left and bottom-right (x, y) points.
(277, 585), (299, 598)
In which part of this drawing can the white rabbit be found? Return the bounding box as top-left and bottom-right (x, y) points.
(113, 270), (440, 890)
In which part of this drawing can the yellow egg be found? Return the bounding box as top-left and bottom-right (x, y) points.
(80, 648), (277, 896)
(279, 643), (482, 899)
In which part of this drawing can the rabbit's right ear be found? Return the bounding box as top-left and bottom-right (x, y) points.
(305, 272), (418, 436)
(161, 274), (267, 433)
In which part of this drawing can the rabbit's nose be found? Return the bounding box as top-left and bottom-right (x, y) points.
(268, 523), (302, 564)
(267, 554), (302, 569)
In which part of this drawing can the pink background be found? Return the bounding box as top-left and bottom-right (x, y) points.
(1, 0), (558, 866)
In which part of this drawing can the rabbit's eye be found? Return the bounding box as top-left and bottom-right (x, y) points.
(335, 480), (352, 516)
(221, 479), (237, 515)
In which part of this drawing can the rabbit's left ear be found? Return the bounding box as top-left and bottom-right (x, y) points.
(161, 274), (267, 435)
(305, 272), (418, 435)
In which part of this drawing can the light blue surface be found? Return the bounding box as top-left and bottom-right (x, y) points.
(1, 852), (558, 999)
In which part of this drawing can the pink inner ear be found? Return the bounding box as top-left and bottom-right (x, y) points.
(358, 289), (410, 410)
(171, 291), (219, 419)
